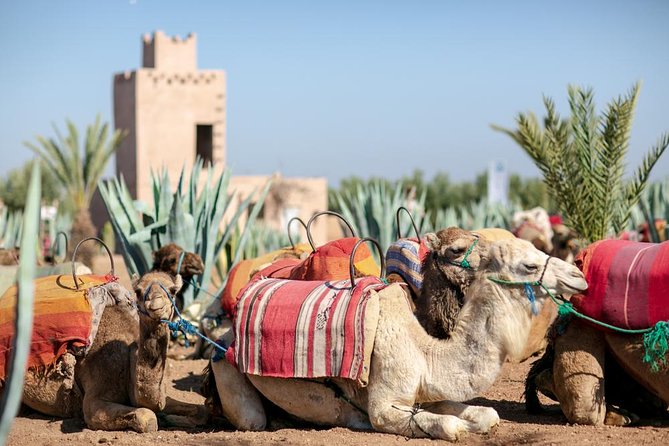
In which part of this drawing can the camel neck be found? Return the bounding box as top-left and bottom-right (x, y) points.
(420, 281), (532, 402)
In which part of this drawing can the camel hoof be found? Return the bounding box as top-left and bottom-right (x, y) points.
(605, 406), (639, 426)
(134, 408), (159, 433)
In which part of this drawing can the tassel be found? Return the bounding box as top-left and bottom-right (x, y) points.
(557, 301), (574, 318)
(643, 321), (669, 373)
(524, 283), (538, 316)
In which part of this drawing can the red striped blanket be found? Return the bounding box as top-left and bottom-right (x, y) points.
(226, 276), (387, 385)
(571, 240), (669, 330)
(0, 274), (119, 382)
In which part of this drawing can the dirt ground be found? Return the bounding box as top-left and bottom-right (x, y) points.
(6, 355), (669, 446)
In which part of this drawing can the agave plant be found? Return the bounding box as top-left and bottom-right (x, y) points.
(0, 164), (39, 445)
(428, 200), (517, 232)
(98, 158), (271, 311)
(331, 180), (428, 255)
(0, 208), (23, 249)
(493, 82), (669, 243)
(633, 179), (669, 242)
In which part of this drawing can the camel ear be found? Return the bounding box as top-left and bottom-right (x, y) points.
(170, 274), (184, 295)
(424, 232), (441, 251)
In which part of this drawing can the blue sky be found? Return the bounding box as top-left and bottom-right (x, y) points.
(1, 0), (668, 186)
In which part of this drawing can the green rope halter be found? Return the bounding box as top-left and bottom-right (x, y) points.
(487, 262), (669, 373)
(449, 237), (479, 269)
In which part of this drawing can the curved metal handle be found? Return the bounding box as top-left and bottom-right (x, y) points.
(50, 231), (68, 265)
(287, 217), (308, 249)
(349, 237), (385, 287)
(71, 237), (115, 290)
(306, 211), (357, 252)
(396, 206), (421, 240)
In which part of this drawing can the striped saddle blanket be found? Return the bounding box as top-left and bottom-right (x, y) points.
(226, 276), (387, 385)
(385, 238), (428, 297)
(571, 240), (669, 330)
(0, 274), (131, 382)
(221, 238), (381, 318)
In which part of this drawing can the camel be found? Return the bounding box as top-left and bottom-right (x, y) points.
(151, 243), (204, 311)
(210, 237), (587, 440)
(525, 239), (669, 426)
(525, 319), (669, 426)
(2, 270), (194, 432)
(512, 207), (554, 254)
(415, 227), (559, 361)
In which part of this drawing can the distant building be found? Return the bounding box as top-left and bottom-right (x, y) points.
(106, 31), (328, 244)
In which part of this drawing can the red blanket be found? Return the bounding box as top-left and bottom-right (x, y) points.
(571, 240), (669, 330)
(226, 276), (386, 384)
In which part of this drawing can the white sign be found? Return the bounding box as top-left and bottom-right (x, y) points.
(488, 160), (509, 205)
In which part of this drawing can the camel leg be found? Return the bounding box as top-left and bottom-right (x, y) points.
(82, 393), (158, 433)
(552, 319), (606, 425)
(605, 332), (669, 402)
(211, 359), (267, 430)
(247, 375), (370, 429)
(422, 401), (500, 433)
(367, 400), (471, 440)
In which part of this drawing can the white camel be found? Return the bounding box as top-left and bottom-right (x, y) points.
(211, 237), (587, 440)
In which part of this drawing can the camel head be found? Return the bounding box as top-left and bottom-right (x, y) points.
(152, 243), (204, 279)
(550, 223), (580, 263)
(424, 227), (492, 274)
(487, 238), (587, 306)
(132, 271), (182, 321)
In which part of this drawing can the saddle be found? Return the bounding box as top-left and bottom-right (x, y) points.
(0, 274), (133, 382)
(571, 239), (669, 330)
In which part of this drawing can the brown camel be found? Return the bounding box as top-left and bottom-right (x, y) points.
(416, 227), (558, 361)
(7, 271), (201, 432)
(151, 243), (204, 311)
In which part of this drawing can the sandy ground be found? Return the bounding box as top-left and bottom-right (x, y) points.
(6, 355), (669, 446)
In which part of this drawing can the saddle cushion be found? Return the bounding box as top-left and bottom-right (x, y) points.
(385, 237), (428, 297)
(571, 240), (669, 330)
(226, 276), (386, 386)
(288, 237), (380, 281)
(0, 274), (122, 382)
(220, 243), (311, 316)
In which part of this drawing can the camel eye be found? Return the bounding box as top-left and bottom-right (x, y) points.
(524, 264), (539, 272)
(449, 247), (465, 255)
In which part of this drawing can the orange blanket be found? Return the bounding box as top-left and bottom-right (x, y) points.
(0, 274), (116, 382)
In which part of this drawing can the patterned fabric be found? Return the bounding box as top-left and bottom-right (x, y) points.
(0, 274), (124, 382)
(385, 237), (428, 297)
(221, 239), (380, 317)
(571, 240), (669, 330)
(226, 276), (387, 385)
(220, 243), (311, 316)
(288, 237), (380, 281)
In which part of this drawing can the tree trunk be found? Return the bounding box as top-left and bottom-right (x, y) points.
(68, 207), (98, 268)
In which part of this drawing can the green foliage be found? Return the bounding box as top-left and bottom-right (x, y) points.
(0, 160), (61, 211)
(0, 208), (23, 249)
(0, 163), (39, 445)
(632, 179), (669, 242)
(98, 159), (271, 311)
(428, 200), (518, 231)
(25, 115), (125, 212)
(493, 82), (669, 242)
(330, 180), (428, 255)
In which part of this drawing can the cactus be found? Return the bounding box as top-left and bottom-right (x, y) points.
(331, 181), (428, 255)
(98, 158), (271, 311)
(0, 163), (39, 445)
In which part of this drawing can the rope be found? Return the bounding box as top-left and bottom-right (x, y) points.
(391, 404), (432, 439)
(141, 281), (227, 354)
(449, 237), (479, 269)
(487, 269), (669, 372)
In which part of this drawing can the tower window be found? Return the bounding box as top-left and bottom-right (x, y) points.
(196, 124), (213, 164)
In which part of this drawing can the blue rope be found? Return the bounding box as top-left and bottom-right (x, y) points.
(142, 281), (227, 354)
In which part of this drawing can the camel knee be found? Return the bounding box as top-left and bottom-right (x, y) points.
(211, 359), (266, 430)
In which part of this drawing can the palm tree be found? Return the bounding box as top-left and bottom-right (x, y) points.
(25, 115), (125, 265)
(493, 82), (669, 243)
